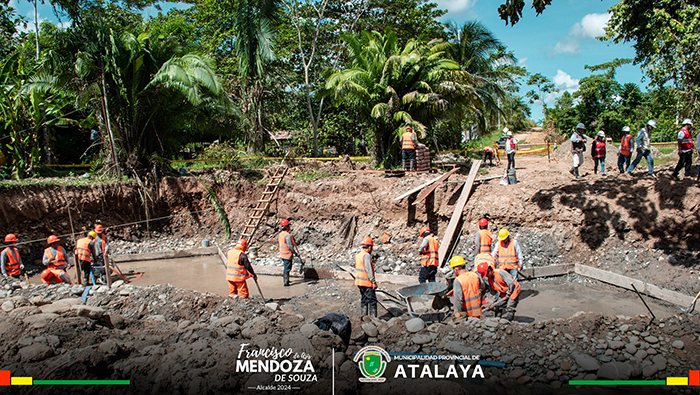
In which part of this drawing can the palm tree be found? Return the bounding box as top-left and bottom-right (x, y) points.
(326, 31), (480, 167)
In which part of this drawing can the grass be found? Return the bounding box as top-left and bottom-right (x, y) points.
(0, 174), (129, 188)
(294, 168), (336, 182)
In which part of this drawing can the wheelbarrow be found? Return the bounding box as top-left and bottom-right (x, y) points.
(395, 282), (448, 319)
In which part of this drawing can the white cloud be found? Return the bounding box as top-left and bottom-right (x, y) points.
(518, 57), (528, 67)
(553, 12), (610, 56)
(434, 0), (476, 14)
(544, 70), (579, 106)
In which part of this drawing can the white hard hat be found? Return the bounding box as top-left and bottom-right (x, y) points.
(682, 118), (693, 126)
(622, 126), (631, 132)
(647, 120), (657, 128)
(576, 123), (585, 130)
(506, 131), (513, 137)
(597, 131), (605, 137)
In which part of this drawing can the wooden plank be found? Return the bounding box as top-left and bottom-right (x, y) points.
(411, 167), (459, 205)
(394, 173), (451, 201)
(112, 246), (218, 263)
(574, 264), (695, 307)
(216, 245), (228, 267)
(520, 264), (573, 279)
(438, 160), (482, 266)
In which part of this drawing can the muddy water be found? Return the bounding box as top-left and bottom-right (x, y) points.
(115, 256), (309, 300)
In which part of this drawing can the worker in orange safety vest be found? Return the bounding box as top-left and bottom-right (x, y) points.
(42, 235), (72, 284)
(617, 126), (634, 173)
(75, 231), (98, 284)
(226, 239), (257, 298)
(418, 226), (439, 283)
(1, 234), (23, 278)
(279, 219), (304, 287)
(355, 237), (377, 318)
(401, 126), (417, 172)
(476, 262), (520, 321)
(474, 218), (493, 255)
(491, 228), (523, 280)
(449, 256), (485, 321)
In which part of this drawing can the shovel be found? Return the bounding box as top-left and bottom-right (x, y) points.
(253, 277), (266, 305)
(680, 290), (700, 315)
(482, 297), (508, 312)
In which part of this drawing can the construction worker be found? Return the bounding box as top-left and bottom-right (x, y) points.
(94, 224), (109, 268)
(279, 219), (304, 287)
(42, 235), (72, 284)
(418, 226), (439, 283)
(627, 120), (656, 178)
(569, 123), (587, 179)
(1, 234), (23, 278)
(476, 262), (520, 321)
(75, 231), (98, 284)
(618, 126), (634, 173)
(355, 237), (377, 318)
(473, 252), (496, 271)
(226, 239), (257, 298)
(492, 229), (523, 280)
(672, 118), (694, 180)
(449, 256), (484, 321)
(401, 126), (417, 172)
(40, 268), (71, 285)
(504, 129), (517, 170)
(483, 146), (497, 166)
(474, 218), (493, 254)
(591, 130), (607, 175)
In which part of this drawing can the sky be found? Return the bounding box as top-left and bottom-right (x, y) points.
(9, 0), (645, 122)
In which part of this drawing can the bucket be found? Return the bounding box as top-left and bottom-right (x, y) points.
(507, 169), (517, 184)
(249, 246), (259, 259)
(202, 239), (210, 247)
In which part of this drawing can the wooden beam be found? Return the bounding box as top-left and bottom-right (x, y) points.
(216, 245), (228, 267)
(411, 167), (459, 205)
(111, 247), (218, 263)
(520, 264), (573, 279)
(438, 160), (482, 266)
(574, 264), (695, 307)
(394, 173), (452, 201)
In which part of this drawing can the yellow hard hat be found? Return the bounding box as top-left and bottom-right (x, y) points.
(88, 231), (97, 238)
(498, 228), (510, 241)
(449, 255), (466, 268)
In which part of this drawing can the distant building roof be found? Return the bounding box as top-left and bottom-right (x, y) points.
(272, 130), (295, 140)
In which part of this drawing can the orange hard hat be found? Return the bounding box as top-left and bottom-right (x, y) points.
(4, 234), (17, 243)
(95, 224), (104, 233)
(47, 235), (60, 244)
(41, 269), (55, 284)
(419, 226), (430, 237)
(236, 238), (248, 251)
(476, 262), (489, 278)
(280, 219), (290, 227)
(479, 218), (488, 227)
(360, 237), (374, 247)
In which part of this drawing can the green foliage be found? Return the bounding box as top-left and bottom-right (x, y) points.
(206, 186), (231, 239)
(294, 168), (334, 181)
(498, 0), (552, 25)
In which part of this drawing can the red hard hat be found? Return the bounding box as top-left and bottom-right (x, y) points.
(280, 219), (290, 227)
(95, 224), (104, 233)
(419, 226), (430, 237)
(4, 234), (17, 243)
(41, 269), (55, 284)
(236, 239), (248, 251)
(47, 235), (60, 244)
(476, 262), (489, 278)
(360, 237), (374, 247)
(479, 218), (488, 227)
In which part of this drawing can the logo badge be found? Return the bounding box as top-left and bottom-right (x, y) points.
(353, 346), (391, 382)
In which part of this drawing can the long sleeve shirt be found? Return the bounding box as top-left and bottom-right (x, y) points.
(453, 275), (485, 313)
(419, 237), (430, 253)
(505, 137), (517, 154)
(285, 234), (299, 257)
(95, 234), (109, 256)
(636, 127), (651, 151)
(570, 131), (587, 153)
(42, 246), (73, 267)
(239, 252), (256, 278)
(1, 248), (21, 276)
(617, 135), (635, 153)
(491, 238), (523, 267)
(492, 270), (519, 298)
(363, 253), (375, 283)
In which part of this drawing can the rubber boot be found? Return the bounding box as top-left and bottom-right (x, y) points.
(575, 167), (580, 179)
(402, 159), (408, 171)
(409, 159), (416, 172)
(283, 272), (290, 287)
(361, 303), (368, 316)
(369, 304), (378, 319)
(569, 167), (575, 176)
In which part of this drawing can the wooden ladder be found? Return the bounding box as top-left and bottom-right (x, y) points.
(240, 165), (288, 243)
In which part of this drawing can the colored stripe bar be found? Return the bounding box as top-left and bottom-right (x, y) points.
(33, 380), (130, 385)
(11, 377), (33, 385)
(667, 377), (689, 386)
(0, 370), (10, 386)
(690, 370), (699, 386)
(569, 380), (665, 386)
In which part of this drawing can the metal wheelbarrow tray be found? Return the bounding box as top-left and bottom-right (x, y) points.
(395, 283), (448, 319)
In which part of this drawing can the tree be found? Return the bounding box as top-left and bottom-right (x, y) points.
(525, 73), (556, 124)
(0, 0), (22, 60)
(498, 0), (552, 25)
(326, 31), (480, 167)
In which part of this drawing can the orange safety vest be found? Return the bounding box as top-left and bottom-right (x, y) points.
(45, 246), (67, 269)
(354, 250), (376, 288)
(420, 235), (439, 267)
(456, 272), (482, 317)
(489, 269), (520, 300)
(226, 247), (252, 283)
(75, 237), (94, 263)
(680, 128), (694, 151)
(620, 134), (633, 156)
(278, 231), (295, 259)
(474, 252), (496, 270)
(42, 268), (71, 285)
(2, 247), (20, 276)
(401, 132), (416, 150)
(496, 239), (519, 270)
(476, 229), (493, 253)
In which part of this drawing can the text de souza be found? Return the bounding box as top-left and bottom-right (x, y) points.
(236, 344), (317, 383)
